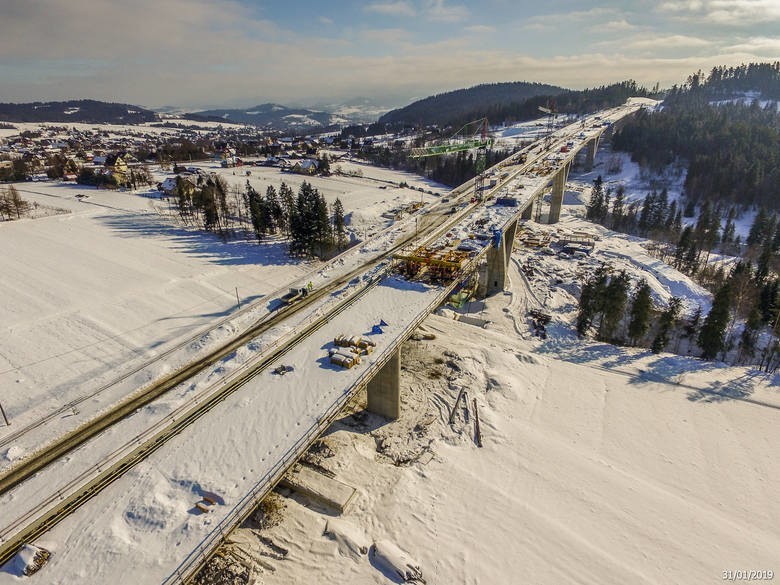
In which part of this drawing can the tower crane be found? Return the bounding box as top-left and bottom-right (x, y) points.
(410, 117), (492, 200)
(538, 98), (557, 149)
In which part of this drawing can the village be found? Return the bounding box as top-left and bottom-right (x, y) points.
(0, 119), (371, 192)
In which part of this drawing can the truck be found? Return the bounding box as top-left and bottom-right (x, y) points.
(280, 287), (309, 305)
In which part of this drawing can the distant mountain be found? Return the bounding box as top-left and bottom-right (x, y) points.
(318, 97), (395, 124)
(0, 100), (158, 124)
(186, 103), (336, 130)
(379, 82), (566, 126)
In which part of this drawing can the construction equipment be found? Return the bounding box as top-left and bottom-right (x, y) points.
(329, 348), (361, 368)
(280, 287), (309, 305)
(410, 118), (491, 201)
(538, 99), (557, 149)
(394, 246), (470, 282)
(334, 335), (376, 354)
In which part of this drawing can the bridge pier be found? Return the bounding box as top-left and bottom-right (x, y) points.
(366, 348), (400, 420)
(548, 161), (571, 224)
(478, 218), (518, 296)
(521, 199), (535, 220)
(585, 136), (599, 172)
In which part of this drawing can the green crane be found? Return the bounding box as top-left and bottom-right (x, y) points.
(410, 118), (492, 199)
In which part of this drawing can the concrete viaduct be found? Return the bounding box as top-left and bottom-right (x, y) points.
(364, 105), (639, 420)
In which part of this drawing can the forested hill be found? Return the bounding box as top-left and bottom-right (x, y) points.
(684, 62), (780, 100)
(0, 100), (158, 124)
(475, 81), (652, 126)
(613, 62), (780, 212)
(379, 81), (652, 128)
(379, 82), (564, 126)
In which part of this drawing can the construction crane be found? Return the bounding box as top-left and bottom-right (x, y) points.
(410, 117), (492, 200)
(538, 98), (557, 149)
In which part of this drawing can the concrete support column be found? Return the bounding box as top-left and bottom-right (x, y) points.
(548, 161), (570, 224)
(503, 219), (518, 260)
(585, 136), (599, 172)
(521, 199), (535, 220)
(366, 348), (400, 420)
(483, 219), (517, 296)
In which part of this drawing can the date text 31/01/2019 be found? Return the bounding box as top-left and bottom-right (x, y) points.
(722, 570), (774, 581)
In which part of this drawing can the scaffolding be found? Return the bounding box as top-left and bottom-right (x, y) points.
(394, 246), (471, 283)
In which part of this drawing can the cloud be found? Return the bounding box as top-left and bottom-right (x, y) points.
(465, 25), (497, 34)
(358, 28), (412, 45)
(626, 34), (713, 50)
(423, 0), (469, 22)
(726, 36), (780, 55)
(596, 19), (637, 32)
(320, 16), (334, 25)
(363, 1), (416, 17)
(523, 6), (612, 29)
(658, 0), (780, 25)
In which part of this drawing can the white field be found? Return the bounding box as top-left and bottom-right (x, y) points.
(0, 163), (447, 460)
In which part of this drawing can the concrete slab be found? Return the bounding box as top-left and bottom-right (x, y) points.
(280, 466), (357, 513)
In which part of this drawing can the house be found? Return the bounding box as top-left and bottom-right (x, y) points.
(288, 159), (318, 175)
(159, 175), (198, 197)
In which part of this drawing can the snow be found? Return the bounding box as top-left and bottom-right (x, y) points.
(246, 295), (780, 585)
(0, 163), (446, 467)
(4, 100), (775, 585)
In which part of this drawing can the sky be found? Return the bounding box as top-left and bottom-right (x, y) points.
(0, 0), (778, 110)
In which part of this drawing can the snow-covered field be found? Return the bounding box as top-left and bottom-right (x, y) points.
(0, 163), (446, 457)
(245, 258), (779, 585)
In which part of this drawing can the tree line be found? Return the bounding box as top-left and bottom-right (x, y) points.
(358, 141), (511, 189)
(613, 62), (780, 211)
(576, 259), (780, 370)
(580, 174), (780, 368)
(584, 175), (780, 294)
(169, 175), (348, 258)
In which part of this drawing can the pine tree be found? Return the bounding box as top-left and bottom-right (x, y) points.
(755, 239), (773, 284)
(627, 279), (653, 345)
(672, 209), (683, 233)
(279, 181), (295, 236)
(318, 153), (331, 176)
(611, 185), (625, 231)
(598, 271), (631, 342)
(675, 226), (694, 269)
(759, 278), (779, 324)
(666, 199), (679, 233)
(332, 198), (347, 249)
(698, 283), (732, 360)
(653, 188), (669, 231)
(652, 297), (682, 353)
(721, 206), (736, 244)
(586, 176), (605, 221)
(638, 191), (655, 233)
(577, 267), (609, 336)
(683, 197), (696, 218)
(747, 207), (769, 246)
(738, 306), (762, 363)
(245, 182), (265, 239)
(315, 192), (332, 258)
(265, 185), (282, 234)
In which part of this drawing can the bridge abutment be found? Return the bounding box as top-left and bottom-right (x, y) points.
(366, 348), (400, 420)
